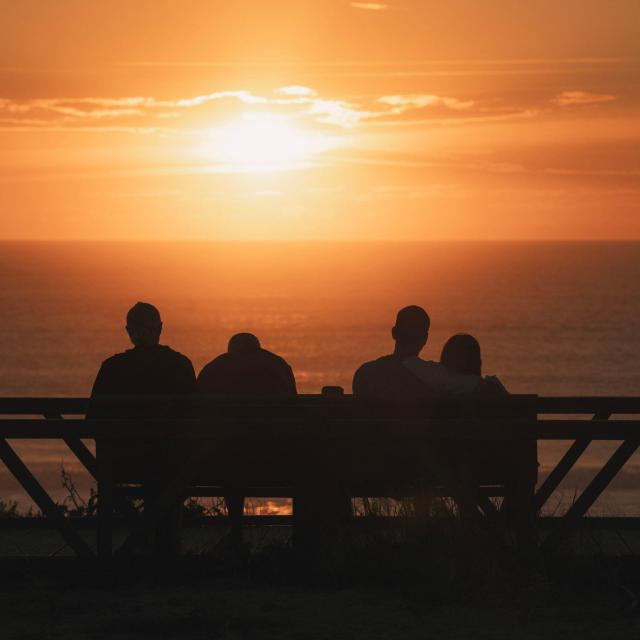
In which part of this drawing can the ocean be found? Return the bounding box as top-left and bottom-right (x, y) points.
(1, 241), (639, 512)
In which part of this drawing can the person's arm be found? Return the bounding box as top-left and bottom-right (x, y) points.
(403, 357), (479, 396)
(87, 360), (113, 419)
(352, 365), (369, 397)
(285, 364), (297, 395)
(195, 363), (215, 394)
(180, 359), (197, 394)
(90, 361), (112, 397)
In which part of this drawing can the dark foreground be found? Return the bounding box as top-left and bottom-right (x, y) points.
(2, 582), (636, 640)
(2, 546), (640, 640)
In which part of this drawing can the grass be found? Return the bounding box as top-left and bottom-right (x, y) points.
(2, 471), (640, 638)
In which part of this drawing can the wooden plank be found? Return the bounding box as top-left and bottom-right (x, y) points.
(3, 514), (640, 532)
(0, 439), (94, 558)
(541, 439), (639, 552)
(111, 485), (512, 498)
(2, 417), (638, 440)
(538, 516), (640, 530)
(537, 397), (640, 414)
(2, 395), (640, 419)
(0, 398), (89, 415)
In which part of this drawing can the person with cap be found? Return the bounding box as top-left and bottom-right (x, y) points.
(89, 302), (196, 554)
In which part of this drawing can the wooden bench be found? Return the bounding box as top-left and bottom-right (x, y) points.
(88, 392), (538, 557)
(1, 393), (638, 560)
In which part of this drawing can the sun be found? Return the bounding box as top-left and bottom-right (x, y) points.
(203, 115), (339, 172)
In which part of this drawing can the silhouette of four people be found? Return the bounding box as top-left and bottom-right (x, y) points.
(90, 301), (506, 552)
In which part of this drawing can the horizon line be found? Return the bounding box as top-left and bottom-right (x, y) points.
(2, 239), (640, 245)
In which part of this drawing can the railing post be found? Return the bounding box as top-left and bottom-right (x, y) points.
(96, 438), (114, 560)
(514, 420), (537, 560)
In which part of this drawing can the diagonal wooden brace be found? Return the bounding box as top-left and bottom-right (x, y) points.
(0, 439), (94, 558)
(541, 438), (638, 552)
(64, 438), (98, 480)
(43, 412), (98, 480)
(535, 412), (610, 511)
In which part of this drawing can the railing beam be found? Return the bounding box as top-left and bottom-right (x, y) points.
(0, 439), (94, 558)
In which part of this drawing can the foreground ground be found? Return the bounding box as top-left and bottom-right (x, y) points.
(1, 559), (639, 640)
(2, 515), (640, 639)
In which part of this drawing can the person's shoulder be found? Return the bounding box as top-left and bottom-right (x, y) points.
(402, 356), (440, 375)
(100, 349), (134, 368)
(259, 349), (292, 369)
(353, 355), (395, 382)
(158, 345), (193, 367)
(198, 353), (229, 375)
(357, 355), (395, 371)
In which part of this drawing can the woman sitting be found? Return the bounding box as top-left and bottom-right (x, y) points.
(440, 334), (507, 393)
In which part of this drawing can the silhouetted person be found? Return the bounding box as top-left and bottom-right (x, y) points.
(440, 333), (482, 376)
(440, 333), (507, 393)
(353, 306), (480, 406)
(90, 302), (195, 554)
(196, 333), (296, 542)
(197, 332), (296, 396)
(91, 302), (195, 397)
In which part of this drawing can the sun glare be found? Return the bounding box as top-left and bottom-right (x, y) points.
(203, 115), (339, 172)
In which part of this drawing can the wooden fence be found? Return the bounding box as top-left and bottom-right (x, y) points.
(0, 394), (638, 559)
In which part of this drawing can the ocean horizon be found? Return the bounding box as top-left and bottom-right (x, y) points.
(1, 240), (639, 512)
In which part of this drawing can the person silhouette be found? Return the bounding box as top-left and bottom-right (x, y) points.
(440, 333), (508, 393)
(197, 332), (296, 396)
(353, 305), (480, 405)
(91, 302), (195, 397)
(196, 333), (297, 541)
(440, 333), (482, 376)
(89, 302), (196, 554)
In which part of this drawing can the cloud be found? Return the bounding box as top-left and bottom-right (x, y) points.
(552, 91), (617, 107)
(377, 94), (475, 113)
(276, 85), (317, 97)
(0, 89), (366, 131)
(4, 84), (612, 134)
(350, 2), (389, 9)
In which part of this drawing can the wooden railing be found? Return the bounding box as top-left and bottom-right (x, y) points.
(0, 394), (638, 559)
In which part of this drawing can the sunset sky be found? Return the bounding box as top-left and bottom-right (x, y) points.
(1, 0), (639, 240)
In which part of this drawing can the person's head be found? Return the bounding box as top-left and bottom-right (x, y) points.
(126, 302), (162, 347)
(440, 334), (482, 376)
(228, 332), (261, 355)
(391, 305), (430, 356)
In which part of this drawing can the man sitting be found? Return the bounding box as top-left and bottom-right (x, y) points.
(352, 306), (486, 516)
(90, 302), (196, 554)
(353, 305), (480, 405)
(196, 332), (297, 541)
(197, 332), (296, 396)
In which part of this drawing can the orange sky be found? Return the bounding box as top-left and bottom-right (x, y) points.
(1, 0), (639, 240)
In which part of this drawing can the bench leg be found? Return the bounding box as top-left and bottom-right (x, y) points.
(224, 491), (245, 544)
